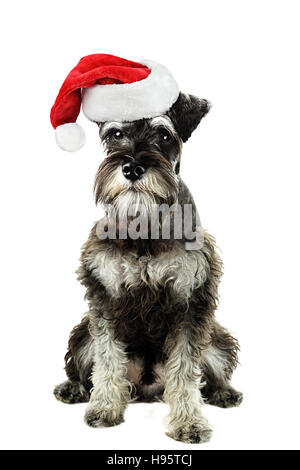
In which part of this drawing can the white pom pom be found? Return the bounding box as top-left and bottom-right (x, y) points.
(55, 123), (85, 152)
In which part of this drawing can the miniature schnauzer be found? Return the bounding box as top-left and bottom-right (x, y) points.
(54, 92), (243, 443)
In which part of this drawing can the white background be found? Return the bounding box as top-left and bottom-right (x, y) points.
(1, 0), (299, 451)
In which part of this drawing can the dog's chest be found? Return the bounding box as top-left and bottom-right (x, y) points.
(88, 242), (208, 299)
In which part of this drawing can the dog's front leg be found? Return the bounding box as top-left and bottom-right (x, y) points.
(84, 316), (131, 428)
(164, 328), (212, 444)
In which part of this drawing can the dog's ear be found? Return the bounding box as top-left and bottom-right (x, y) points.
(167, 92), (211, 142)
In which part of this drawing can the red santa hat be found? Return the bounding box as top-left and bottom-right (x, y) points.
(50, 54), (179, 152)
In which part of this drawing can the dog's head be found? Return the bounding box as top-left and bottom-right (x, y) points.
(94, 93), (210, 216)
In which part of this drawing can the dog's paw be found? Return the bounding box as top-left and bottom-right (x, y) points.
(54, 380), (89, 404)
(208, 387), (243, 408)
(84, 403), (124, 428)
(166, 422), (213, 444)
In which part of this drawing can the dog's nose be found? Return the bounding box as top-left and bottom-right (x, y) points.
(122, 162), (145, 181)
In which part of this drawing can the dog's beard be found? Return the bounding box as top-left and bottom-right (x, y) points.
(94, 152), (179, 221)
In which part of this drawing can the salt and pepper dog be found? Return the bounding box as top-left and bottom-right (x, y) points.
(54, 90), (242, 444)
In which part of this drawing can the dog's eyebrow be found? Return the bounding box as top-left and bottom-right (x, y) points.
(150, 116), (176, 134)
(100, 121), (123, 135)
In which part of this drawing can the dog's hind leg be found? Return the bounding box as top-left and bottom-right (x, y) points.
(201, 322), (243, 408)
(54, 314), (94, 404)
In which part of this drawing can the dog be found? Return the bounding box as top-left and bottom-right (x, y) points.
(54, 92), (242, 444)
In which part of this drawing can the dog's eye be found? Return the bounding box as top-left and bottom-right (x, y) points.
(109, 129), (123, 140)
(114, 130), (123, 139)
(159, 129), (171, 143)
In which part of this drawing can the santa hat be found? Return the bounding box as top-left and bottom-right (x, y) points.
(50, 54), (179, 152)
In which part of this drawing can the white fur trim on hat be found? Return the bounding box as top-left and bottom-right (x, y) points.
(81, 60), (179, 123)
(55, 123), (86, 152)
